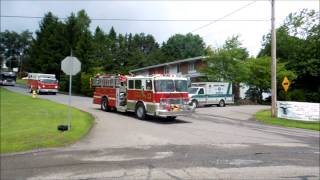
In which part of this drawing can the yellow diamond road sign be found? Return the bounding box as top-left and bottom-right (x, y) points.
(282, 76), (290, 92)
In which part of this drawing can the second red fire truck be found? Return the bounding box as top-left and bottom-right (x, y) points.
(26, 73), (59, 94)
(91, 74), (195, 119)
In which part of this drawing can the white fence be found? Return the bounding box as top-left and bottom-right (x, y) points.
(277, 101), (320, 122)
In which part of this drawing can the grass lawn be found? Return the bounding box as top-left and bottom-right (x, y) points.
(256, 110), (320, 131)
(15, 78), (27, 85)
(0, 88), (94, 153)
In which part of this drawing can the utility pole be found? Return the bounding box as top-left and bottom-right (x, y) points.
(271, 0), (277, 117)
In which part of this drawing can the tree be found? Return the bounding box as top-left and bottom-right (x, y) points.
(27, 12), (67, 77)
(73, 10), (93, 73)
(203, 36), (249, 102)
(0, 30), (32, 70)
(161, 33), (206, 61)
(258, 9), (319, 102)
(245, 57), (296, 103)
(91, 26), (112, 69)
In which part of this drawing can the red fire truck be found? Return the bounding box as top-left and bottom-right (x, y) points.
(91, 74), (195, 119)
(26, 73), (59, 94)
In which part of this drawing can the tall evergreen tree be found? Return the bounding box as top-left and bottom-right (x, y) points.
(27, 12), (67, 78)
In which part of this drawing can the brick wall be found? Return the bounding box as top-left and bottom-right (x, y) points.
(195, 60), (206, 72)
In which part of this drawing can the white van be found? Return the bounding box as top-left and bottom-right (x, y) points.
(188, 82), (234, 107)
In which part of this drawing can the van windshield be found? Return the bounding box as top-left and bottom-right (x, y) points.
(188, 87), (198, 94)
(154, 80), (188, 92)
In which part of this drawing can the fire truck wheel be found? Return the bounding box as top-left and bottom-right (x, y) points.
(101, 97), (110, 112)
(135, 103), (146, 120)
(218, 100), (225, 107)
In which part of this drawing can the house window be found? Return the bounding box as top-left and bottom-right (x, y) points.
(164, 66), (169, 74)
(188, 62), (195, 72)
(177, 64), (181, 73)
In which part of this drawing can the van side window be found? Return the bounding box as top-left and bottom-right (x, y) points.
(129, 80), (134, 89)
(146, 80), (152, 90)
(198, 88), (204, 94)
(135, 80), (142, 89)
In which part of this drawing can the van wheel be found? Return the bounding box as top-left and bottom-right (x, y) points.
(191, 100), (199, 108)
(135, 103), (146, 120)
(101, 97), (110, 112)
(219, 100), (225, 107)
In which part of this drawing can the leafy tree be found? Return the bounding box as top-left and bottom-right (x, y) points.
(258, 9), (319, 102)
(245, 56), (296, 103)
(203, 36), (249, 102)
(0, 30), (32, 70)
(162, 33), (206, 61)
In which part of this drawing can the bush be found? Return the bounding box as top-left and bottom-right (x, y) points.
(278, 89), (320, 102)
(288, 89), (305, 102)
(305, 92), (320, 103)
(59, 74), (68, 92)
(80, 72), (94, 97)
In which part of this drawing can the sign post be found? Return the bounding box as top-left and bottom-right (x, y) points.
(61, 55), (81, 130)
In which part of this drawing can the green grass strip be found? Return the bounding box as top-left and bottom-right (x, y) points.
(255, 110), (320, 131)
(15, 78), (27, 85)
(0, 88), (94, 153)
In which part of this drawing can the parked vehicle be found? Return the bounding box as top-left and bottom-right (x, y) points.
(188, 82), (234, 107)
(91, 74), (195, 120)
(0, 71), (16, 86)
(26, 73), (58, 94)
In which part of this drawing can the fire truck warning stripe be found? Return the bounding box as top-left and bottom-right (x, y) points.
(127, 100), (160, 106)
(93, 96), (116, 101)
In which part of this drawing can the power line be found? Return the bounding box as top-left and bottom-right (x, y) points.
(1, 15), (269, 22)
(190, 0), (258, 33)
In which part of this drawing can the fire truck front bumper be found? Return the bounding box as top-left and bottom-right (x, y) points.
(156, 107), (195, 117)
(38, 89), (58, 93)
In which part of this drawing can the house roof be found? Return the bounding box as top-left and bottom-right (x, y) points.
(129, 56), (208, 73)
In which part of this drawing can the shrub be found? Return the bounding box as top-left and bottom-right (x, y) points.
(80, 72), (94, 97)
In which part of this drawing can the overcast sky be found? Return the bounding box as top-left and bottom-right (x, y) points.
(1, 0), (318, 56)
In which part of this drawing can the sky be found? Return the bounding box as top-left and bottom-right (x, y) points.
(1, 0), (319, 56)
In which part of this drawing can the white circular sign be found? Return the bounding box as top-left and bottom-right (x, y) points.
(61, 56), (81, 75)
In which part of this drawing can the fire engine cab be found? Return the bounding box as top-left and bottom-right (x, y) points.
(91, 74), (195, 120)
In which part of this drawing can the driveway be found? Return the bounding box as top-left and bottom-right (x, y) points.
(1, 86), (319, 180)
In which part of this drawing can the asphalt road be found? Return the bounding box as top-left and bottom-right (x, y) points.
(1, 86), (319, 180)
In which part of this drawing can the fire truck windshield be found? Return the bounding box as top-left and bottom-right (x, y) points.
(174, 80), (188, 92)
(40, 79), (57, 84)
(154, 80), (188, 92)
